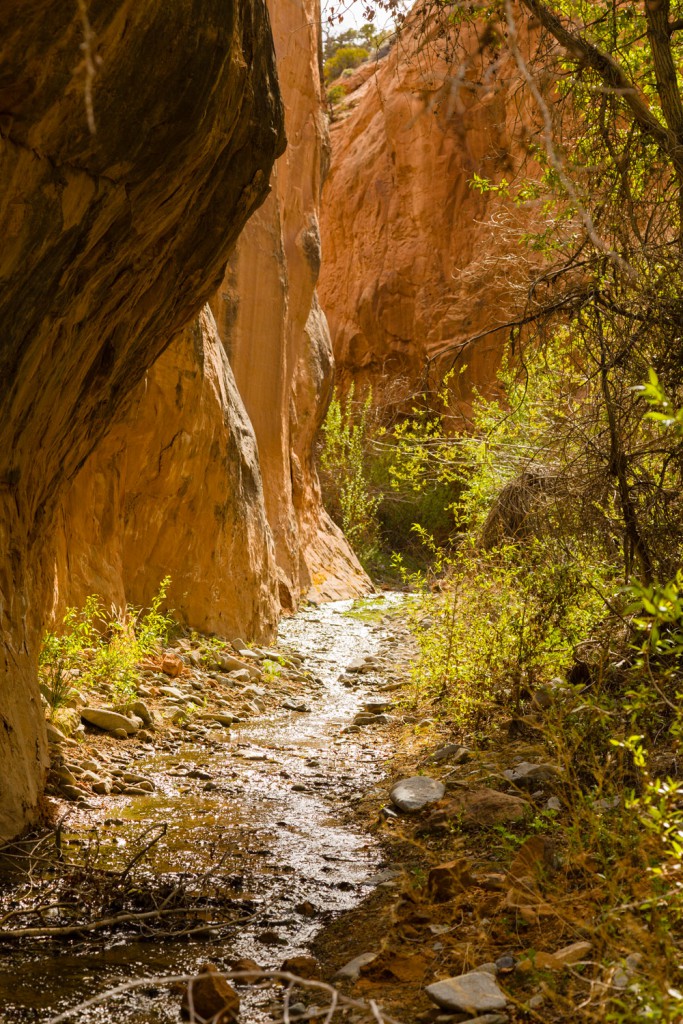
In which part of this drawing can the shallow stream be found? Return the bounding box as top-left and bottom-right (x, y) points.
(0, 596), (403, 1023)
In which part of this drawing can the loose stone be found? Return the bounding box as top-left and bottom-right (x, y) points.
(390, 776), (445, 813)
(425, 971), (507, 1014)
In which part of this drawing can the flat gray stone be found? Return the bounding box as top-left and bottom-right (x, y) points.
(426, 972), (507, 1014)
(390, 776), (445, 812)
(81, 708), (138, 735)
(362, 699), (394, 712)
(334, 952), (378, 980)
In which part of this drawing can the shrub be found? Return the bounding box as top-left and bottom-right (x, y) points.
(39, 577), (175, 707)
(323, 46), (369, 84)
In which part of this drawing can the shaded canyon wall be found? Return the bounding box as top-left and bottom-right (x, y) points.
(0, 0), (284, 839)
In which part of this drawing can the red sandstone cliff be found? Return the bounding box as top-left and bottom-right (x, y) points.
(212, 0), (371, 608)
(54, 0), (369, 647)
(318, 6), (540, 414)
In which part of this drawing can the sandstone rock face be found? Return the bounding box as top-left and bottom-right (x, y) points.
(0, 0), (284, 839)
(53, 308), (279, 641)
(212, 0), (371, 609)
(318, 7), (538, 412)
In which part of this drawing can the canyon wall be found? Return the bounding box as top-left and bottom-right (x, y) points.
(54, 0), (369, 641)
(0, 0), (284, 839)
(54, 309), (279, 641)
(318, 7), (539, 415)
(212, 0), (370, 609)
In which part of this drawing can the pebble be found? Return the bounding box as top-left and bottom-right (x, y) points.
(425, 972), (507, 1014)
(390, 776), (445, 812)
(503, 762), (558, 790)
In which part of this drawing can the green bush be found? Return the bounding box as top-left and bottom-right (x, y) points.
(323, 46), (369, 84)
(39, 577), (175, 707)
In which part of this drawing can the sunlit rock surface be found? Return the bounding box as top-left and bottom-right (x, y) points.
(0, 0), (284, 839)
(318, 5), (540, 414)
(212, 0), (372, 610)
(54, 309), (279, 641)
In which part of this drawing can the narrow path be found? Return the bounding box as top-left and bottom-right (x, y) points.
(0, 596), (406, 1023)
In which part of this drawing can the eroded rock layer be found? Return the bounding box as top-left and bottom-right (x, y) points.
(318, 6), (538, 413)
(0, 0), (284, 839)
(212, 0), (371, 608)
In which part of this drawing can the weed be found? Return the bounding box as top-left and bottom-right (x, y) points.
(39, 578), (175, 708)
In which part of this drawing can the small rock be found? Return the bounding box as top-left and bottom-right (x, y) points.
(430, 743), (470, 764)
(503, 762), (558, 791)
(280, 955), (319, 979)
(552, 940), (592, 966)
(45, 722), (67, 744)
(59, 784), (83, 802)
(509, 836), (557, 880)
(425, 972), (507, 1014)
(92, 779), (112, 795)
(335, 952), (378, 980)
(257, 930), (287, 946)
(111, 727), (129, 740)
(226, 957), (262, 984)
(181, 963), (239, 1023)
(546, 796), (561, 811)
(390, 777), (445, 812)
(127, 700), (153, 726)
(528, 994), (544, 1010)
(187, 769), (212, 780)
(159, 685), (185, 699)
(531, 686), (554, 711)
(458, 1015), (508, 1024)
(218, 654), (248, 673)
(494, 956), (516, 974)
(363, 868), (401, 886)
(81, 708), (138, 735)
(362, 699), (394, 713)
(353, 712), (378, 726)
(206, 714), (235, 727)
(161, 652), (184, 678)
(346, 660), (367, 673)
(282, 700), (311, 712)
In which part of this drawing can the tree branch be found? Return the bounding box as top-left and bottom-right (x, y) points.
(519, 0), (683, 173)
